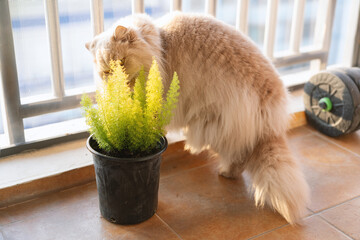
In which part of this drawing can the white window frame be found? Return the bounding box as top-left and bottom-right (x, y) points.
(0, 0), (359, 152)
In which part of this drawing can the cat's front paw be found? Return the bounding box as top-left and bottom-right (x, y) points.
(184, 144), (202, 154)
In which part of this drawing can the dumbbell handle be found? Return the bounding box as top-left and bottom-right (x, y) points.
(319, 97), (332, 112)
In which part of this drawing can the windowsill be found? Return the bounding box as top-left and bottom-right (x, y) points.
(0, 130), (185, 189)
(0, 89), (305, 207)
(281, 70), (314, 89)
(0, 138), (90, 190)
(0, 131), (185, 207)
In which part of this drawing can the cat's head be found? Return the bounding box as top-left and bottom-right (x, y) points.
(85, 14), (161, 81)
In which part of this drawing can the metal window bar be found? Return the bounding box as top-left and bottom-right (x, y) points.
(205, 0), (217, 16)
(0, 0), (25, 145)
(44, 0), (65, 98)
(236, 0), (249, 34)
(132, 0), (145, 14)
(91, 0), (104, 36)
(345, 0), (360, 67)
(264, 0), (279, 59)
(171, 0), (182, 12)
(289, 0), (305, 53)
(273, 0), (336, 70)
(311, 0), (337, 70)
(0, 0), (340, 148)
(90, 0), (104, 90)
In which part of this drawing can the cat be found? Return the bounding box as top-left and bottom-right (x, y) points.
(85, 12), (310, 224)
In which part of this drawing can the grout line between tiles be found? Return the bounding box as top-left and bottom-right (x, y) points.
(287, 131), (316, 145)
(160, 161), (215, 180)
(249, 214), (322, 240)
(310, 195), (360, 216)
(247, 211), (355, 240)
(317, 215), (355, 240)
(246, 223), (289, 240)
(0, 192), (99, 227)
(290, 125), (314, 135)
(0, 196), (99, 229)
(306, 207), (315, 214)
(0, 197), (41, 211)
(59, 181), (95, 193)
(247, 213), (321, 240)
(288, 131), (314, 141)
(0, 182), (97, 211)
(155, 214), (183, 240)
(313, 132), (360, 159)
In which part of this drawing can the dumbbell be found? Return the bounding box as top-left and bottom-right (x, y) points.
(303, 67), (360, 137)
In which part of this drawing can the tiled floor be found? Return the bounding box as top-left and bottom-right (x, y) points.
(1, 125), (360, 240)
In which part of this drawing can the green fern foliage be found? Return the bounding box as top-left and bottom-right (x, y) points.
(161, 72), (180, 132)
(81, 59), (180, 156)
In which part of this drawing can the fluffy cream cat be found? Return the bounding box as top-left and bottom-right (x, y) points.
(85, 12), (310, 224)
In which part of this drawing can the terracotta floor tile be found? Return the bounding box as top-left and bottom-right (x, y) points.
(157, 163), (288, 240)
(321, 131), (360, 156)
(305, 124), (360, 156)
(252, 215), (351, 240)
(1, 187), (180, 240)
(0, 213), (10, 226)
(289, 134), (360, 212)
(320, 197), (360, 240)
(0, 182), (97, 225)
(300, 124), (316, 132)
(2, 125), (359, 239)
(161, 141), (213, 178)
(287, 126), (313, 139)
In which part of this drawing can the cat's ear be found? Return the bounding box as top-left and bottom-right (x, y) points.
(114, 25), (128, 41)
(113, 25), (136, 42)
(85, 41), (91, 50)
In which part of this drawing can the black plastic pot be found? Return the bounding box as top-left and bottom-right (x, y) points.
(86, 136), (167, 225)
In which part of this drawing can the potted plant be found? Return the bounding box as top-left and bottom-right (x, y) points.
(81, 59), (179, 225)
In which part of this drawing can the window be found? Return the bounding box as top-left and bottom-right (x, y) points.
(11, 0), (53, 99)
(0, 0), (359, 153)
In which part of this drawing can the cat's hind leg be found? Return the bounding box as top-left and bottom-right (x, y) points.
(182, 106), (252, 179)
(216, 149), (248, 179)
(183, 115), (243, 178)
(183, 118), (248, 179)
(218, 159), (238, 179)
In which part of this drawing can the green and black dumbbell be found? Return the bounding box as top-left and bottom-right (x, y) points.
(304, 67), (360, 137)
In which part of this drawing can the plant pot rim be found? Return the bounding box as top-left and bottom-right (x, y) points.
(86, 135), (168, 163)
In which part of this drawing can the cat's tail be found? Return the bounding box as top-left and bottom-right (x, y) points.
(245, 134), (310, 224)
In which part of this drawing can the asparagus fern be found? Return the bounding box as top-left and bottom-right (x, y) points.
(81, 59), (180, 156)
